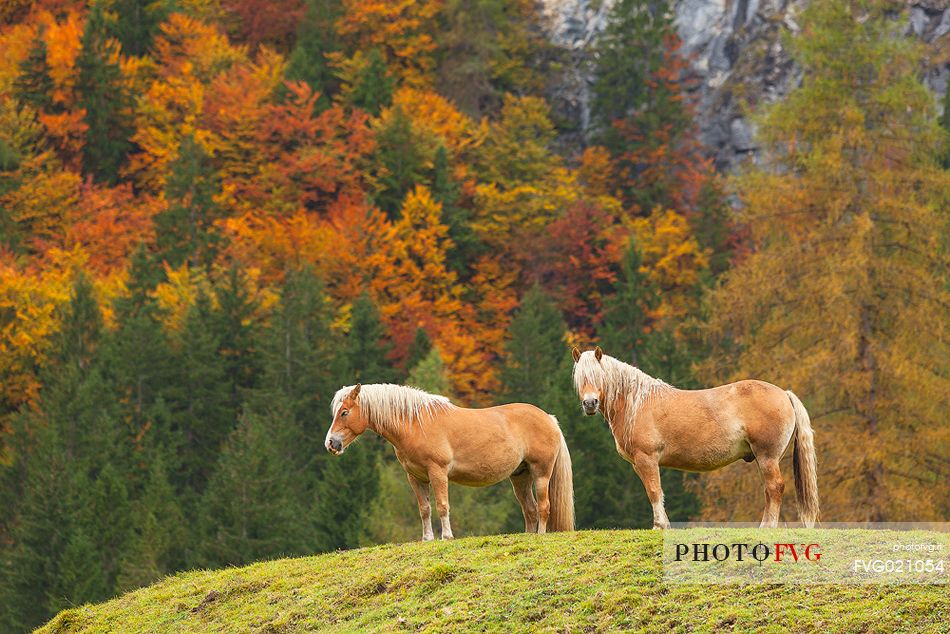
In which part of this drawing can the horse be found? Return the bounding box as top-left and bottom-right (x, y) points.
(324, 383), (574, 540)
(571, 347), (819, 528)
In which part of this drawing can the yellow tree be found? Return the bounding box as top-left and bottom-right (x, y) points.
(334, 0), (442, 87)
(701, 1), (950, 522)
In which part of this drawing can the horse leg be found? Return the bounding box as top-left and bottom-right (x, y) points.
(632, 453), (670, 529)
(757, 457), (784, 528)
(428, 467), (453, 539)
(510, 472), (539, 533)
(534, 474), (551, 534)
(406, 473), (434, 541)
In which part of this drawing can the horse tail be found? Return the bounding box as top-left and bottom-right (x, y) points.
(547, 417), (575, 532)
(787, 390), (819, 528)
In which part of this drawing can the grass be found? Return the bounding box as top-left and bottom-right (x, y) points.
(40, 530), (948, 633)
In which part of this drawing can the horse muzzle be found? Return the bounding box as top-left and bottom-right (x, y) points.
(325, 435), (344, 455)
(582, 398), (599, 416)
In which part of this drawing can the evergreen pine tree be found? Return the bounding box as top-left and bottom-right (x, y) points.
(212, 267), (261, 413)
(103, 247), (180, 461)
(76, 0), (132, 184)
(285, 0), (340, 106)
(83, 463), (131, 592)
(431, 145), (481, 275)
(434, 0), (548, 117)
(199, 409), (316, 567)
(600, 242), (653, 367)
(49, 525), (110, 615)
(405, 327), (433, 377)
(406, 346), (449, 394)
(592, 0), (678, 153)
(153, 135), (223, 270)
(168, 291), (232, 494)
(0, 276), (123, 630)
(338, 293), (398, 384)
(107, 0), (172, 57)
(372, 109), (425, 217)
(13, 32), (56, 113)
(348, 48), (394, 117)
(117, 456), (186, 591)
(500, 285), (566, 403)
(257, 268), (336, 420)
(0, 420), (79, 631)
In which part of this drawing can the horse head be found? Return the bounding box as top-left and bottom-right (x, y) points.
(325, 383), (367, 455)
(572, 346), (604, 416)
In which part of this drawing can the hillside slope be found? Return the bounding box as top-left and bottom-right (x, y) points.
(41, 530), (946, 633)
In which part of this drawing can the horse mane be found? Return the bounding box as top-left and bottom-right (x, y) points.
(332, 383), (453, 432)
(572, 351), (670, 439)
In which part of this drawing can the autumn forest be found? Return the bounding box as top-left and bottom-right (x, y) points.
(0, 0), (947, 629)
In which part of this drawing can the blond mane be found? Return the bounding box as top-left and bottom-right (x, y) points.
(332, 383), (453, 431)
(572, 351), (670, 440)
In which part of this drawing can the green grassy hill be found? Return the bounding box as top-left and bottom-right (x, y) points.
(41, 530), (946, 633)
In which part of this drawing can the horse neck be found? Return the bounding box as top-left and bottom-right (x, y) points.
(368, 417), (404, 448)
(367, 412), (428, 449)
(602, 364), (662, 446)
(603, 393), (628, 440)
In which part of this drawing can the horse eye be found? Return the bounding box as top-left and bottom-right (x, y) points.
(341, 410), (349, 417)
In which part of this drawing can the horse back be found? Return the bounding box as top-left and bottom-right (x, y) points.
(638, 380), (795, 470)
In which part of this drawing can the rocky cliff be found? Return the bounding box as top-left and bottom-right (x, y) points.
(539, 0), (950, 171)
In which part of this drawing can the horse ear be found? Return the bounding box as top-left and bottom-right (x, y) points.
(594, 346), (603, 362)
(571, 346), (581, 363)
(349, 383), (361, 400)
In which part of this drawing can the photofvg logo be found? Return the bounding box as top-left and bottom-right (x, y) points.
(662, 523), (948, 585)
(674, 541), (822, 564)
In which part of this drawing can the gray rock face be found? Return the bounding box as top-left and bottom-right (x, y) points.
(539, 0), (950, 172)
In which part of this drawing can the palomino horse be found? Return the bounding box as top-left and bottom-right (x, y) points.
(571, 347), (819, 528)
(325, 383), (574, 540)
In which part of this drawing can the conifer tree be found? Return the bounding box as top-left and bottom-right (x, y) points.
(434, 0), (547, 116)
(702, 0), (950, 522)
(407, 346), (449, 394)
(338, 293), (398, 384)
(76, 0), (132, 184)
(13, 33), (56, 113)
(168, 291), (232, 494)
(0, 276), (122, 630)
(500, 285), (566, 404)
(348, 48), (394, 116)
(103, 247), (180, 460)
(108, 0), (172, 57)
(212, 267), (261, 413)
(257, 270), (381, 552)
(431, 145), (480, 275)
(372, 109), (425, 217)
(117, 456), (186, 591)
(0, 420), (79, 631)
(600, 241), (653, 367)
(257, 268), (336, 419)
(405, 327), (433, 377)
(83, 463), (131, 592)
(592, 0), (679, 153)
(199, 409), (316, 566)
(49, 525), (110, 613)
(285, 0), (340, 106)
(153, 135), (223, 270)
